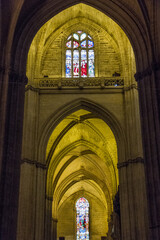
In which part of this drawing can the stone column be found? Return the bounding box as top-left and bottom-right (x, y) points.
(35, 165), (46, 240)
(45, 197), (53, 240)
(51, 218), (58, 240)
(17, 161), (36, 240)
(0, 69), (27, 239)
(118, 84), (149, 240)
(118, 158), (148, 240)
(17, 85), (42, 240)
(135, 65), (160, 239)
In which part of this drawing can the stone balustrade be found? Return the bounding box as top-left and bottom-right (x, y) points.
(38, 77), (124, 88)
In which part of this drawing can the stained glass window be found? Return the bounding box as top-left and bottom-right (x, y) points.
(76, 197), (89, 240)
(65, 31), (95, 78)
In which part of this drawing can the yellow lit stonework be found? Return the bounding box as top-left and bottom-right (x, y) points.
(46, 109), (118, 237)
(23, 3), (142, 240)
(27, 3), (136, 85)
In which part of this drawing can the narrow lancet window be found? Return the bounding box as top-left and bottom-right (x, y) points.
(76, 197), (89, 240)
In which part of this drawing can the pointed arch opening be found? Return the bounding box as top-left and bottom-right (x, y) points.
(45, 107), (119, 239)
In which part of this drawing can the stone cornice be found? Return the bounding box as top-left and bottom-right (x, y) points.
(117, 157), (144, 169)
(134, 61), (160, 82)
(21, 158), (47, 169)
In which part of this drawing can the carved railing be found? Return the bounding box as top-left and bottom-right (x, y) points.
(38, 77), (124, 89)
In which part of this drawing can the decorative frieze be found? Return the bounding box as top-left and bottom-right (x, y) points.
(38, 77), (124, 89)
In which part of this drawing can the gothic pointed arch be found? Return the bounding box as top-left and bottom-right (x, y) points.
(38, 98), (127, 164)
(10, 1), (153, 76)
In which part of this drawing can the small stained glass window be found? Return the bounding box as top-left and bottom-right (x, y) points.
(73, 41), (79, 48)
(73, 33), (79, 40)
(80, 33), (87, 41)
(65, 31), (95, 78)
(81, 40), (86, 48)
(67, 35), (72, 40)
(66, 41), (71, 48)
(76, 197), (89, 240)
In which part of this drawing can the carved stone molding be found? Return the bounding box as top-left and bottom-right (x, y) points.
(21, 158), (46, 169)
(38, 77), (124, 89)
(52, 218), (58, 222)
(25, 84), (40, 92)
(134, 67), (152, 81)
(46, 195), (53, 201)
(151, 61), (160, 72)
(117, 157), (144, 169)
(123, 84), (138, 91)
(0, 65), (5, 74)
(8, 69), (28, 85)
(0, 67), (28, 85)
(135, 61), (160, 82)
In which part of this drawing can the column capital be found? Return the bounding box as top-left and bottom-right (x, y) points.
(45, 195), (53, 201)
(52, 218), (58, 223)
(117, 157), (144, 169)
(134, 61), (160, 82)
(0, 65), (5, 74)
(8, 69), (28, 85)
(21, 158), (47, 169)
(134, 66), (152, 82)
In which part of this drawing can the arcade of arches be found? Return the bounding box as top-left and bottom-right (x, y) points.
(0, 1), (160, 240)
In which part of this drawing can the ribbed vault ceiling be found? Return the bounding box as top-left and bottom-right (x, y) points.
(46, 109), (118, 220)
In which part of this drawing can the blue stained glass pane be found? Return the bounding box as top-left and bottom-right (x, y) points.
(80, 33), (86, 41)
(66, 60), (72, 77)
(88, 50), (94, 59)
(66, 50), (72, 77)
(88, 50), (94, 77)
(66, 41), (71, 48)
(76, 197), (89, 240)
(73, 41), (79, 48)
(81, 50), (87, 59)
(81, 40), (86, 48)
(73, 50), (79, 59)
(73, 33), (79, 40)
(88, 40), (94, 48)
(66, 50), (71, 59)
(89, 59), (95, 77)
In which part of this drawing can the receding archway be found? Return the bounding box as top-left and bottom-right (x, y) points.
(45, 107), (119, 240)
